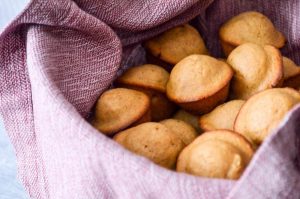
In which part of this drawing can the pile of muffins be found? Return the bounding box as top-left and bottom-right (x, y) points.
(91, 11), (300, 180)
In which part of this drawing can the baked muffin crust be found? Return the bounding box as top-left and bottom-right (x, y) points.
(219, 11), (285, 56)
(145, 24), (208, 65)
(177, 130), (253, 179)
(199, 100), (245, 131)
(167, 55), (233, 114)
(227, 43), (283, 99)
(93, 88), (150, 135)
(160, 119), (198, 145)
(114, 122), (185, 169)
(234, 88), (300, 145)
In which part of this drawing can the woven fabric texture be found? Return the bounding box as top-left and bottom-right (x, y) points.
(0, 0), (299, 198)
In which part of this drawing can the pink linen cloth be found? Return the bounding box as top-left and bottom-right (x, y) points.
(0, 0), (299, 198)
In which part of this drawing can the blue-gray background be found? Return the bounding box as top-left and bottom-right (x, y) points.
(0, 1), (30, 198)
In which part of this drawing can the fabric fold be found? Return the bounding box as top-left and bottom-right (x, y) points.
(0, 0), (300, 198)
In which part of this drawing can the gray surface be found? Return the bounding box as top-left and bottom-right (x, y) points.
(0, 0), (30, 198)
(0, 1), (29, 31)
(0, 119), (29, 199)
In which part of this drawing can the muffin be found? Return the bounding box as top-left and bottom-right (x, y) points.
(282, 57), (300, 89)
(144, 24), (208, 65)
(173, 109), (201, 132)
(166, 55), (233, 114)
(160, 119), (198, 145)
(199, 100), (245, 131)
(116, 64), (177, 121)
(114, 122), (185, 169)
(234, 88), (300, 145)
(177, 130), (253, 179)
(92, 88), (150, 135)
(219, 11), (285, 56)
(227, 43), (283, 100)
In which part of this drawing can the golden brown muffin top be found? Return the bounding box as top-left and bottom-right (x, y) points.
(93, 88), (150, 135)
(227, 43), (283, 99)
(234, 88), (300, 145)
(116, 64), (170, 93)
(177, 130), (253, 179)
(199, 100), (245, 131)
(173, 109), (201, 132)
(219, 11), (285, 48)
(282, 57), (300, 80)
(114, 122), (185, 169)
(144, 24), (208, 65)
(167, 55), (233, 103)
(160, 119), (198, 145)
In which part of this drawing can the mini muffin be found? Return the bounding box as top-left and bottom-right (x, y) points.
(160, 119), (198, 145)
(234, 88), (300, 145)
(116, 64), (176, 121)
(173, 109), (201, 132)
(199, 100), (245, 131)
(114, 122), (185, 169)
(144, 24), (208, 65)
(227, 43), (283, 100)
(92, 88), (150, 135)
(219, 11), (285, 56)
(166, 55), (233, 114)
(177, 130), (253, 179)
(116, 64), (169, 93)
(282, 57), (300, 89)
